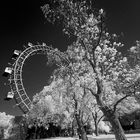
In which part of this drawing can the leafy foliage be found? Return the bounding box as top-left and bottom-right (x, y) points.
(0, 112), (14, 139)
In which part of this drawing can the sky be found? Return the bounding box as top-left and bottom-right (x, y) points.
(0, 0), (140, 116)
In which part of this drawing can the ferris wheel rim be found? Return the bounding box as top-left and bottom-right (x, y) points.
(7, 42), (69, 114)
(9, 43), (53, 113)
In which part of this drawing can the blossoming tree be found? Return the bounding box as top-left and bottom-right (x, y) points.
(33, 75), (94, 139)
(41, 0), (140, 140)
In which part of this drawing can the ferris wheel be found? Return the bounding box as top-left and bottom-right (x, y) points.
(2, 43), (65, 114)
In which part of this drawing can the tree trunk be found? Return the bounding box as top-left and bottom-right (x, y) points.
(71, 119), (75, 137)
(75, 114), (88, 140)
(101, 107), (127, 140)
(110, 117), (127, 140)
(95, 121), (99, 136)
(95, 92), (127, 140)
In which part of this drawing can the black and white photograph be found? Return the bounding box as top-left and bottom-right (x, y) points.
(0, 0), (140, 140)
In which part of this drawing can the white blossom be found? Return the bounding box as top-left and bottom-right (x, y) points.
(99, 9), (104, 15)
(96, 46), (102, 52)
(130, 46), (137, 52)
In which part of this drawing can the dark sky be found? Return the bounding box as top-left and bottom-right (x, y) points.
(0, 0), (140, 116)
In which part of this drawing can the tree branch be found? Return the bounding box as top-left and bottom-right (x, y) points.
(113, 95), (130, 113)
(94, 15), (103, 51)
(83, 114), (91, 125)
(85, 87), (97, 98)
(92, 112), (97, 123)
(97, 114), (104, 125)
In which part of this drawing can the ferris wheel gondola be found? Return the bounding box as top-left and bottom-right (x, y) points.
(4, 92), (14, 101)
(2, 67), (13, 77)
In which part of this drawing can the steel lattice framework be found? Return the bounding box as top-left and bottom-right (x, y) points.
(8, 43), (59, 114)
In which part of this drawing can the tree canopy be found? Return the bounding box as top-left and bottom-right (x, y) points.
(38, 0), (140, 139)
